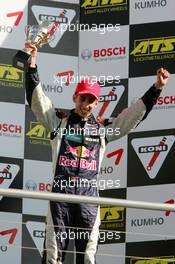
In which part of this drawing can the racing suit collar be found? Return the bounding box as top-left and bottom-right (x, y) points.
(69, 109), (96, 124)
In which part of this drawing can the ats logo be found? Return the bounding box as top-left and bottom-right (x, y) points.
(26, 122), (50, 146)
(100, 206), (125, 228)
(81, 0), (127, 13)
(131, 37), (175, 62)
(0, 65), (23, 88)
(131, 135), (175, 179)
(130, 256), (175, 264)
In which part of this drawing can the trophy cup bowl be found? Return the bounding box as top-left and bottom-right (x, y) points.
(13, 20), (54, 71)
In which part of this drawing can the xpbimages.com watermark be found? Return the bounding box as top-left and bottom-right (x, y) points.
(54, 229), (121, 243)
(53, 178), (120, 191)
(53, 74), (120, 87)
(56, 22), (120, 35)
(53, 126), (121, 138)
(37, 20), (120, 35)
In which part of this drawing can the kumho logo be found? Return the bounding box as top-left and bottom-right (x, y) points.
(130, 256), (175, 264)
(131, 37), (175, 56)
(0, 64), (23, 83)
(100, 206), (124, 223)
(26, 122), (50, 140)
(82, 0), (127, 8)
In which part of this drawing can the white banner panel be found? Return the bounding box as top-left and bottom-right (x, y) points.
(99, 136), (127, 189)
(130, 0), (175, 25)
(33, 53), (78, 109)
(126, 184), (175, 242)
(23, 159), (52, 216)
(0, 212), (22, 264)
(97, 243), (125, 264)
(0, 1), (28, 49)
(0, 102), (25, 158)
(128, 74), (175, 131)
(79, 25), (129, 80)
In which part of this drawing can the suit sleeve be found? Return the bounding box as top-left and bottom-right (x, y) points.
(105, 85), (162, 142)
(25, 66), (61, 132)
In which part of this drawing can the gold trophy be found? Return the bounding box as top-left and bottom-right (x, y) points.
(13, 20), (55, 71)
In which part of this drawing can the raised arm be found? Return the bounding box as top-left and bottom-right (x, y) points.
(25, 43), (60, 132)
(103, 68), (170, 142)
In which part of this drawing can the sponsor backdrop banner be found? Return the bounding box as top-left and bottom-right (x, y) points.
(0, 0), (175, 263)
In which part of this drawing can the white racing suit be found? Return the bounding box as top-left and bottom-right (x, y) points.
(25, 67), (161, 264)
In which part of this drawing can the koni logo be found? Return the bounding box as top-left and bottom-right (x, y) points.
(0, 163), (20, 200)
(26, 221), (45, 256)
(81, 0), (127, 8)
(131, 135), (175, 179)
(31, 5), (76, 48)
(94, 85), (125, 118)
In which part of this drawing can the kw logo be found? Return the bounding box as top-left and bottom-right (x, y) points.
(82, 0), (127, 8)
(0, 65), (23, 83)
(100, 206), (124, 222)
(26, 122), (50, 140)
(131, 37), (175, 56)
(130, 256), (175, 264)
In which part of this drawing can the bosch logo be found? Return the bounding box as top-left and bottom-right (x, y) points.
(39, 182), (52, 192)
(94, 47), (126, 58)
(0, 123), (22, 134)
(139, 144), (167, 153)
(81, 49), (92, 60)
(157, 96), (175, 105)
(25, 180), (37, 191)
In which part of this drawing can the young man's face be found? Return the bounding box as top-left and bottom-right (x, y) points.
(73, 94), (98, 118)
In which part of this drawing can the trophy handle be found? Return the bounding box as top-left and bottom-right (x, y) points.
(47, 34), (55, 44)
(35, 32), (55, 48)
(25, 25), (32, 40)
